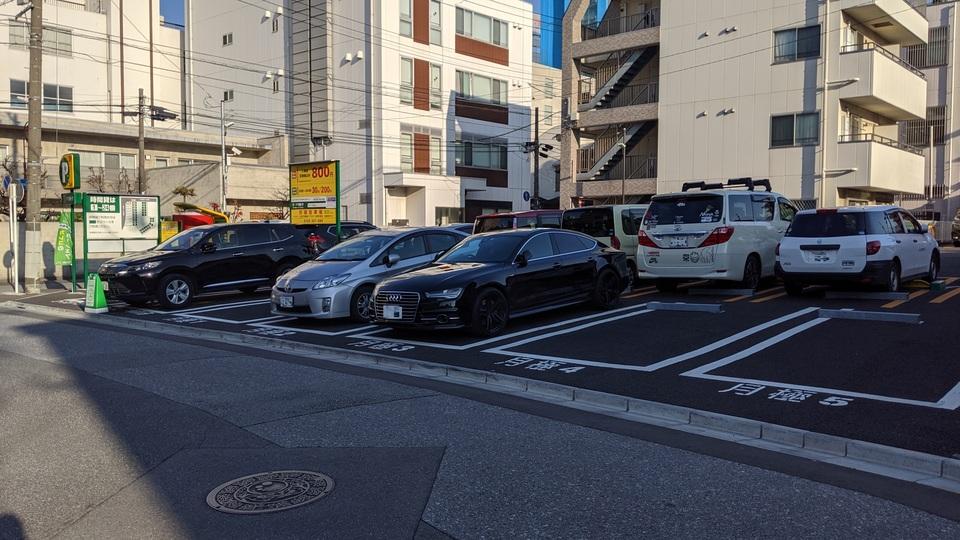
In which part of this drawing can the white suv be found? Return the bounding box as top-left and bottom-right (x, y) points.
(776, 206), (940, 294)
(636, 179), (798, 291)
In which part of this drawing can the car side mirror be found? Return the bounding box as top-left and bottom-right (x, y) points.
(384, 253), (400, 267)
(200, 243), (217, 254)
(515, 250), (531, 267)
(433, 251), (444, 261)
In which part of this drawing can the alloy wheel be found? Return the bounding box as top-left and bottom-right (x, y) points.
(356, 292), (372, 321)
(600, 272), (620, 304)
(478, 294), (507, 333)
(165, 279), (190, 305)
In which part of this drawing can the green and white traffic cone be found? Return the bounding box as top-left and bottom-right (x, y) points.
(84, 273), (109, 314)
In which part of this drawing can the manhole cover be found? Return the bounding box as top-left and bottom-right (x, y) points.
(206, 470), (334, 515)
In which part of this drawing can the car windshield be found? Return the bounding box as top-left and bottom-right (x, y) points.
(154, 228), (209, 251)
(787, 213), (866, 237)
(645, 195), (723, 226)
(316, 234), (391, 261)
(439, 235), (526, 264)
(475, 216), (514, 233)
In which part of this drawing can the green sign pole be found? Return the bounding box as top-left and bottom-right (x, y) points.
(70, 190), (77, 292)
(335, 160), (341, 240)
(82, 193), (89, 287)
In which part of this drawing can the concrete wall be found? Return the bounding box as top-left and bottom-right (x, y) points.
(147, 162), (288, 217)
(0, 221), (117, 283)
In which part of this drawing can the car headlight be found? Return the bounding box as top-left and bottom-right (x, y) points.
(312, 274), (351, 290)
(131, 261), (161, 272)
(425, 288), (463, 300)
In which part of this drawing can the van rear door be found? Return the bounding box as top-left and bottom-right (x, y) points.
(778, 211), (867, 274)
(641, 194), (724, 269)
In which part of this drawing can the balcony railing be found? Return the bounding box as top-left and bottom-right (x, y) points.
(603, 155), (658, 181)
(839, 132), (923, 155)
(582, 9), (660, 41)
(839, 42), (925, 79)
(609, 82), (659, 108)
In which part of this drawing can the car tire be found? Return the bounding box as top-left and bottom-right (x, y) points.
(885, 260), (901, 293)
(350, 285), (375, 323)
(740, 255), (761, 291)
(626, 260), (639, 289)
(469, 288), (509, 337)
(784, 281), (805, 297)
(655, 279), (679, 293)
(157, 273), (195, 309)
(925, 253), (940, 283)
(592, 269), (623, 309)
(954, 240), (960, 248)
(240, 286), (260, 294)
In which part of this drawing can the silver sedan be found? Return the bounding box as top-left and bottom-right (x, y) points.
(271, 227), (467, 321)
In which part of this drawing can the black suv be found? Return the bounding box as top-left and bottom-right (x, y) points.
(98, 222), (312, 308)
(296, 221), (377, 254)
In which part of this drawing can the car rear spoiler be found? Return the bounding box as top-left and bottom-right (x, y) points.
(681, 177), (772, 192)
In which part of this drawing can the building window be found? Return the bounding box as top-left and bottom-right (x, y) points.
(43, 84), (72, 112)
(456, 70), (508, 105)
(272, 17), (280, 33)
(9, 80), (27, 109)
(105, 152), (137, 171)
(400, 57), (413, 104)
(222, 33), (233, 46)
(456, 7), (508, 48)
(401, 133), (413, 172)
(456, 140), (508, 170)
(771, 112), (819, 147)
(430, 136), (442, 175)
(9, 23), (72, 56)
(543, 105), (553, 126)
(773, 25), (820, 63)
(154, 158), (169, 168)
(399, 0), (412, 38)
(544, 78), (554, 99)
(430, 0), (441, 45)
(223, 89), (234, 102)
(9, 20), (26, 47)
(900, 105), (946, 147)
(430, 63), (441, 110)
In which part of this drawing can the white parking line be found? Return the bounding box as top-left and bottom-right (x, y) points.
(249, 321), (377, 336)
(483, 307), (822, 372)
(344, 303), (653, 351)
(681, 318), (960, 410)
(162, 314), (288, 325)
(140, 299), (270, 316)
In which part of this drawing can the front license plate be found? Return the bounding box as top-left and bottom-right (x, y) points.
(383, 305), (403, 320)
(279, 296), (293, 308)
(669, 237), (688, 248)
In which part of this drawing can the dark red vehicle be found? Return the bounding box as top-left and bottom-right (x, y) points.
(473, 210), (562, 234)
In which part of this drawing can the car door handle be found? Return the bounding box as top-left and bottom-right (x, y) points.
(913, 239), (919, 243)
(272, 247), (285, 252)
(552, 263), (562, 269)
(233, 252), (246, 256)
(896, 240), (902, 244)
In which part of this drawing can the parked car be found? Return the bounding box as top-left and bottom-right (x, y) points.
(271, 227), (468, 321)
(296, 221), (377, 255)
(952, 210), (960, 247)
(562, 204), (648, 283)
(473, 210), (562, 234)
(98, 222), (312, 309)
(636, 178), (798, 291)
(372, 229), (629, 336)
(444, 223), (476, 235)
(776, 206), (940, 294)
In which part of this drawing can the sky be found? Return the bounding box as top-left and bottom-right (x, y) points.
(160, 0), (184, 27)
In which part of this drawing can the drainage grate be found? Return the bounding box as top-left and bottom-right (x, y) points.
(206, 470), (335, 515)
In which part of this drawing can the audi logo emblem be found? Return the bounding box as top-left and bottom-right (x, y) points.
(385, 294), (402, 303)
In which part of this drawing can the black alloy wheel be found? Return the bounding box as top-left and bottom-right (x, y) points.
(470, 288), (509, 337)
(593, 270), (622, 309)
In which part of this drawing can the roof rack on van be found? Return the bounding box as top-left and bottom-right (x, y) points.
(681, 181), (724, 192)
(726, 177), (772, 192)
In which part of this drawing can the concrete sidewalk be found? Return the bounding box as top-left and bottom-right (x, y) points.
(1, 309), (958, 539)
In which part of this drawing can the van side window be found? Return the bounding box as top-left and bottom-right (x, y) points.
(899, 211), (922, 234)
(752, 196), (775, 221)
(777, 198), (797, 222)
(888, 212), (906, 234)
(538, 214), (561, 228)
(621, 210), (643, 235)
(729, 195), (754, 222)
(516, 217), (537, 228)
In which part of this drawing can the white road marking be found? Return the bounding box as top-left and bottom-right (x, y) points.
(682, 317), (960, 410)
(141, 299), (270, 316)
(162, 314), (287, 325)
(483, 307), (822, 372)
(249, 321), (377, 336)
(344, 303), (653, 350)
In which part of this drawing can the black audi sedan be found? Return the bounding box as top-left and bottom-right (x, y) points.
(98, 222), (312, 309)
(372, 229), (629, 336)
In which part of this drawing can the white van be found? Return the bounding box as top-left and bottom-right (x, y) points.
(561, 204), (649, 283)
(636, 179), (798, 291)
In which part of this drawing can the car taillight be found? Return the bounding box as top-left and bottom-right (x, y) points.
(866, 240), (881, 256)
(699, 226), (735, 247)
(775, 242), (780, 256)
(610, 234), (621, 250)
(637, 230), (658, 248)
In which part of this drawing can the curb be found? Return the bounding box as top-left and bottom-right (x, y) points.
(7, 300), (960, 495)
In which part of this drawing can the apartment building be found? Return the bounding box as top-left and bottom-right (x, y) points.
(561, 0), (931, 210)
(289, 0), (535, 226)
(183, 0), (292, 142)
(532, 62), (563, 205)
(899, 0), (959, 239)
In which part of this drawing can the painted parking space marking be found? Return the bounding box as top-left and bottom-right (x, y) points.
(345, 303), (654, 351)
(681, 318), (960, 410)
(882, 290), (929, 309)
(931, 287), (960, 305)
(484, 307), (821, 372)
(249, 320), (377, 336)
(163, 314), (287, 325)
(140, 299), (271, 316)
(725, 287), (782, 303)
(750, 291), (787, 303)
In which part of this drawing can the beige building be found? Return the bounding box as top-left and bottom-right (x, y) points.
(562, 0), (930, 209)
(532, 62), (563, 206)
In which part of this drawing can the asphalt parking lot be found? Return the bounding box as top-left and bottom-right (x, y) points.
(16, 248), (960, 459)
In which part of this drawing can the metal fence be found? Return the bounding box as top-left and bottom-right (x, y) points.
(582, 9), (660, 40)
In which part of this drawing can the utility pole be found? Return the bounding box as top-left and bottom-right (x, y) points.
(138, 88), (146, 194)
(533, 107), (540, 209)
(618, 127), (627, 204)
(23, 0), (44, 291)
(219, 99), (227, 213)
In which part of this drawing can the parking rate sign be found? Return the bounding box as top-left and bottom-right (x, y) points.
(290, 160), (339, 225)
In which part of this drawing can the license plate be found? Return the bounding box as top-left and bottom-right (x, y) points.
(669, 237), (688, 248)
(279, 296), (293, 308)
(383, 305), (403, 320)
(811, 251), (833, 263)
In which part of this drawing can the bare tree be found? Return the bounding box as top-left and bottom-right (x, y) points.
(116, 168), (134, 194)
(270, 186), (291, 220)
(0, 156), (23, 220)
(87, 167), (108, 193)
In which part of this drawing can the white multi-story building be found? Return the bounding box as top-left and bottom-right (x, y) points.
(183, 0), (292, 140)
(289, 0), (535, 226)
(561, 0), (931, 210)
